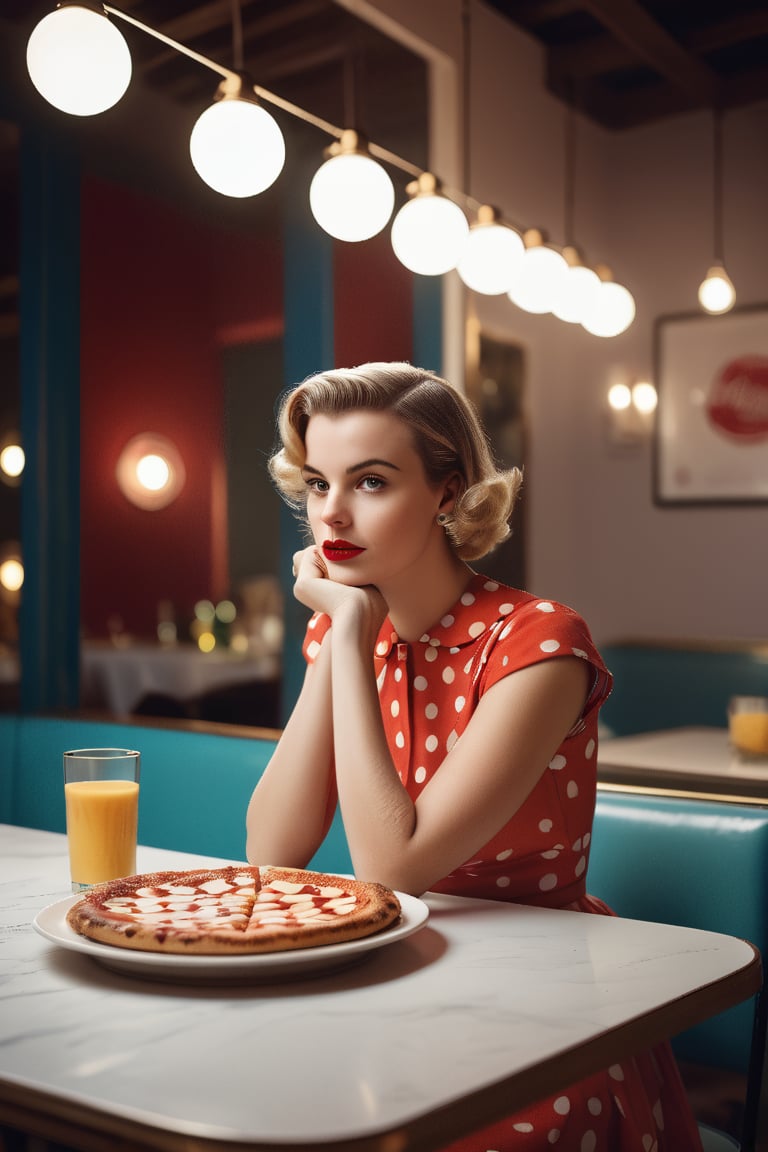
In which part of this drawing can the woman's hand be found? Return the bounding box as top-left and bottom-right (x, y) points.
(291, 546), (387, 643)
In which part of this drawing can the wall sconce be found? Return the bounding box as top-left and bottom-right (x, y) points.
(606, 380), (658, 446)
(0, 542), (24, 600)
(0, 434), (24, 487)
(116, 434), (185, 510)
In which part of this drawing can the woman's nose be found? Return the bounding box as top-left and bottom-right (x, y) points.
(320, 491), (350, 526)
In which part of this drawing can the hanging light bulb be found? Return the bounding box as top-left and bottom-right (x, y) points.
(507, 229), (567, 314)
(309, 130), (395, 242)
(390, 173), (469, 276)
(190, 74), (285, 198)
(26, 3), (132, 116)
(698, 264), (736, 314)
(551, 246), (601, 324)
(456, 205), (524, 295)
(581, 265), (636, 337)
(698, 111), (736, 315)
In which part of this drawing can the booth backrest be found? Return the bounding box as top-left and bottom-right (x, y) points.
(588, 786), (768, 1073)
(600, 641), (768, 736)
(0, 714), (353, 874)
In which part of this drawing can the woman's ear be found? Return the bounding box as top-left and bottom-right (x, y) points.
(438, 473), (462, 514)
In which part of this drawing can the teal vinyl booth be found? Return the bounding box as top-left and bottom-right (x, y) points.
(599, 641), (768, 737)
(589, 786), (768, 1150)
(0, 714), (353, 874)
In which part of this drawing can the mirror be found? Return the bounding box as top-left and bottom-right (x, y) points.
(4, 4), (429, 727)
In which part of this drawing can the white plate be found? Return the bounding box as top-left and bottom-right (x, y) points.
(32, 891), (429, 984)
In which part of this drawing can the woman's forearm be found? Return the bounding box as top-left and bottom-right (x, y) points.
(329, 612), (416, 885)
(245, 643), (336, 868)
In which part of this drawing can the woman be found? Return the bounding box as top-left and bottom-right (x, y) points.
(246, 362), (702, 1151)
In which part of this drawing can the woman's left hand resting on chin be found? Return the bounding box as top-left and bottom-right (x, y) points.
(291, 544), (388, 648)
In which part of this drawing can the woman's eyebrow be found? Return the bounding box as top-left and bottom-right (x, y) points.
(301, 458), (401, 476)
(347, 458), (401, 473)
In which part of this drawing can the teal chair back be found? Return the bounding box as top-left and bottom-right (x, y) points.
(589, 787), (768, 1073)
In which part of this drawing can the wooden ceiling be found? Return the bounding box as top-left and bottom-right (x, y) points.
(485, 0), (768, 129)
(4, 0), (768, 139)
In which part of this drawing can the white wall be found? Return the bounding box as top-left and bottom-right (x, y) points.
(352, 0), (768, 645)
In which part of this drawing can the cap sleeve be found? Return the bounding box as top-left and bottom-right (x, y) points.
(477, 598), (612, 719)
(302, 612), (331, 664)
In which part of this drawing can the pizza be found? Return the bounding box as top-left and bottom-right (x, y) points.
(65, 865), (402, 956)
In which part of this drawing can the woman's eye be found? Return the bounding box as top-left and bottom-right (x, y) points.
(359, 474), (385, 491)
(305, 477), (328, 493)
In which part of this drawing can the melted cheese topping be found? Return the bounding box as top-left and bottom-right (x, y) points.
(103, 875), (359, 935)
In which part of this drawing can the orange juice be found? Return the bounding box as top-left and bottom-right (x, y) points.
(729, 712), (768, 757)
(65, 780), (139, 888)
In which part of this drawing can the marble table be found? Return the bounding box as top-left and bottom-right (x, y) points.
(598, 725), (768, 801)
(0, 824), (761, 1152)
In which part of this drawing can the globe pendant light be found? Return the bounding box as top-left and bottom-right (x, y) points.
(26, 2), (132, 116)
(552, 246), (601, 324)
(507, 229), (567, 314)
(457, 205), (524, 295)
(310, 130), (395, 242)
(391, 173), (469, 276)
(581, 265), (636, 338)
(190, 74), (285, 198)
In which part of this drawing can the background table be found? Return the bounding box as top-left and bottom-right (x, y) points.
(80, 642), (280, 715)
(0, 825), (761, 1152)
(599, 726), (768, 800)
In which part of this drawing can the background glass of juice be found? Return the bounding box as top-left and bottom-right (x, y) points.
(728, 696), (768, 762)
(63, 748), (141, 893)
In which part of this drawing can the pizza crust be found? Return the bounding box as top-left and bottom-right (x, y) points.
(65, 865), (402, 955)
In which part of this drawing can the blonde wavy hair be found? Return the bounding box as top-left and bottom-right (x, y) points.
(269, 362), (523, 561)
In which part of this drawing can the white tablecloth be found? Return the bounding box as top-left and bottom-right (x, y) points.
(81, 643), (280, 715)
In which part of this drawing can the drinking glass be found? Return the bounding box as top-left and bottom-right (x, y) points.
(63, 748), (141, 893)
(728, 696), (768, 763)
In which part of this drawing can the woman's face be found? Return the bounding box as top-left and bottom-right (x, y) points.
(301, 409), (450, 590)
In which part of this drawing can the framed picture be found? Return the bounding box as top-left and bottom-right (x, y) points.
(654, 305), (768, 504)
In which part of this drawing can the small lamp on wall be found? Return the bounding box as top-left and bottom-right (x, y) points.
(116, 434), (185, 510)
(0, 541), (24, 599)
(606, 380), (658, 446)
(0, 435), (24, 487)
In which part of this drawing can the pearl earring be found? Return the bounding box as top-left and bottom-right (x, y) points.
(436, 512), (449, 526)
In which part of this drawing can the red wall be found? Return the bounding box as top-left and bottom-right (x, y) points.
(80, 177), (283, 639)
(80, 177), (414, 641)
(334, 230), (413, 367)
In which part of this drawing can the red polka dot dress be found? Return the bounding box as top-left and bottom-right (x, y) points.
(303, 573), (703, 1151)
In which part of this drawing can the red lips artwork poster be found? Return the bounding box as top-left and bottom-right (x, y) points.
(706, 356), (768, 442)
(655, 308), (768, 503)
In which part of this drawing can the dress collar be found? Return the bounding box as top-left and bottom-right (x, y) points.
(374, 573), (517, 659)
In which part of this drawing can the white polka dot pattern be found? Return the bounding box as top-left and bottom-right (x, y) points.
(296, 580), (703, 1152)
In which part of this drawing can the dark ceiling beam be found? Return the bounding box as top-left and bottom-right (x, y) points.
(138, 0), (328, 76)
(549, 35), (636, 79)
(686, 12), (768, 54)
(578, 0), (722, 106)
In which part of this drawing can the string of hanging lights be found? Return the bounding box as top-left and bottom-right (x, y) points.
(25, 1), (637, 336)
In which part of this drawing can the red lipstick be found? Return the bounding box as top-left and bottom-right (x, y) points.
(322, 539), (365, 562)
